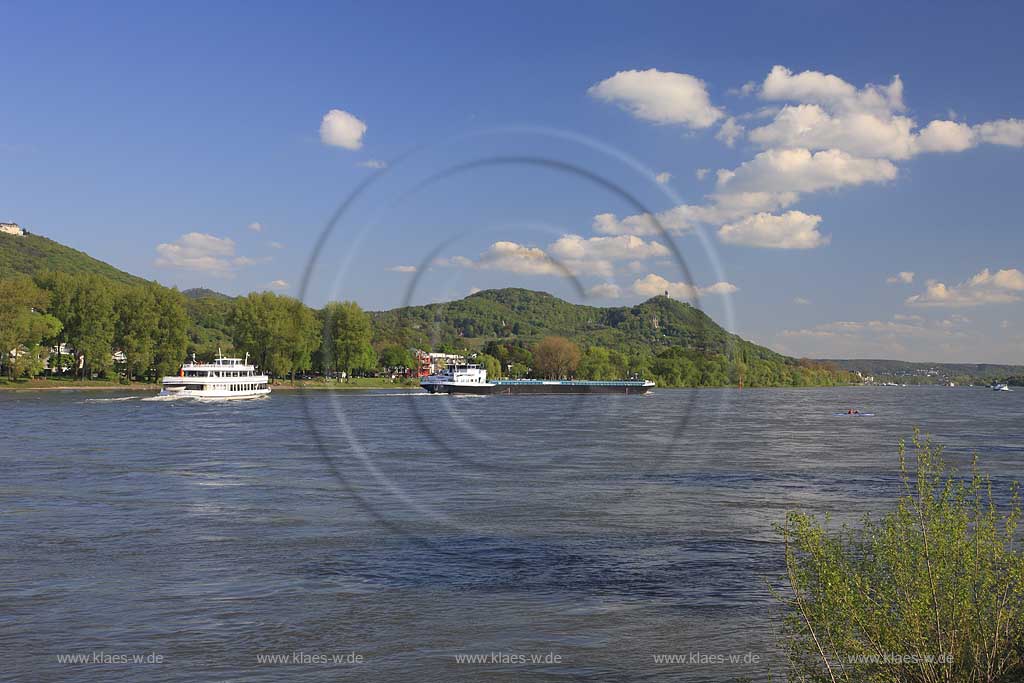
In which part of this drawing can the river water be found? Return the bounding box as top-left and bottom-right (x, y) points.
(2, 385), (1021, 682)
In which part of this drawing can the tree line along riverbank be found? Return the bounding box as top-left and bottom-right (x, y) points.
(0, 271), (856, 387)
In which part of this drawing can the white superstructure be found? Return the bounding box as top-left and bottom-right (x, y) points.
(160, 352), (270, 399)
(420, 364), (492, 393)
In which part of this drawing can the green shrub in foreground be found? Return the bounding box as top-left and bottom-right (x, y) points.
(777, 430), (1024, 683)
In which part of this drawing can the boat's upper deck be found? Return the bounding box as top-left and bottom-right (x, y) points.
(176, 354), (264, 378)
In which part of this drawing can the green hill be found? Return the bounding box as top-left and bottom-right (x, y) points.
(0, 231), (148, 286)
(0, 230), (239, 357)
(372, 287), (791, 364)
(368, 288), (847, 386)
(183, 287), (233, 300)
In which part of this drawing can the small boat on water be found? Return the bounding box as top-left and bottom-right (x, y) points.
(421, 364), (654, 395)
(992, 383), (1012, 391)
(160, 352), (270, 399)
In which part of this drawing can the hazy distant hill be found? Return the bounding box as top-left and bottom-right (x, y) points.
(822, 358), (1024, 381)
(0, 231), (148, 286)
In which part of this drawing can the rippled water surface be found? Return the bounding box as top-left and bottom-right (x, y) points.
(2, 386), (1022, 681)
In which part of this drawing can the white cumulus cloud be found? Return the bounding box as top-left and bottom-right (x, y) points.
(717, 211), (829, 249)
(442, 241), (611, 278)
(716, 147), (898, 194)
(443, 234), (673, 281)
(587, 283), (622, 299)
(748, 67), (1024, 160)
(632, 273), (737, 300)
(588, 69), (724, 128)
(655, 171), (672, 185)
(906, 268), (1024, 307)
(269, 279), (289, 289)
(548, 234), (669, 262)
(715, 117), (744, 147)
(748, 104), (917, 159)
(975, 119), (1024, 147)
(247, 222), (262, 233)
(593, 191), (798, 236)
(320, 109), (367, 150)
(914, 120), (976, 153)
(886, 271), (915, 284)
(154, 232), (259, 278)
(759, 65), (905, 116)
(387, 265), (417, 273)
(588, 64), (1024, 254)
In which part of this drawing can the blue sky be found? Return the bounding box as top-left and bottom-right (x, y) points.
(2, 1), (1023, 362)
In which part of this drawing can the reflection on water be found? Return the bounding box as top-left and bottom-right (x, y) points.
(2, 386), (1021, 682)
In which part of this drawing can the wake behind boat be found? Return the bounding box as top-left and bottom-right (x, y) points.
(421, 364), (654, 395)
(160, 352), (270, 399)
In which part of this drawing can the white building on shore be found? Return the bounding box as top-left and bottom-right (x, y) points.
(427, 352), (466, 373)
(0, 222), (25, 236)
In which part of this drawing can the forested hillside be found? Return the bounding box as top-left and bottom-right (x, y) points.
(0, 233), (855, 387)
(0, 232), (148, 286)
(372, 288), (789, 364)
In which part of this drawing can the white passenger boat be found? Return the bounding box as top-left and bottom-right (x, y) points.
(160, 352), (270, 399)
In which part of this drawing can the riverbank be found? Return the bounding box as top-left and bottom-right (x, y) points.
(0, 377), (866, 392)
(272, 378), (420, 391)
(0, 377), (422, 392)
(0, 378), (156, 391)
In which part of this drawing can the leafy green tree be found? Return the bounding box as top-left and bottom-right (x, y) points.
(229, 292), (321, 381)
(230, 292), (282, 376)
(507, 361), (529, 378)
(322, 301), (375, 379)
(777, 431), (1024, 683)
(115, 284), (159, 380)
(285, 297), (320, 382)
(578, 346), (616, 380)
(0, 275), (62, 378)
(379, 344), (415, 371)
(532, 336), (581, 379)
(34, 271), (77, 373)
(477, 352), (502, 379)
(184, 292), (235, 358)
(13, 343), (56, 378)
(67, 274), (116, 378)
(152, 286), (189, 379)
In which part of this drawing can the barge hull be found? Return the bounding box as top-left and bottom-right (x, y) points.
(424, 383), (652, 395)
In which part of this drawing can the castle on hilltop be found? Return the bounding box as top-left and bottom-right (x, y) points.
(1, 222), (25, 236)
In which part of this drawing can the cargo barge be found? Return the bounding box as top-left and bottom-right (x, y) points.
(420, 364), (654, 395)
